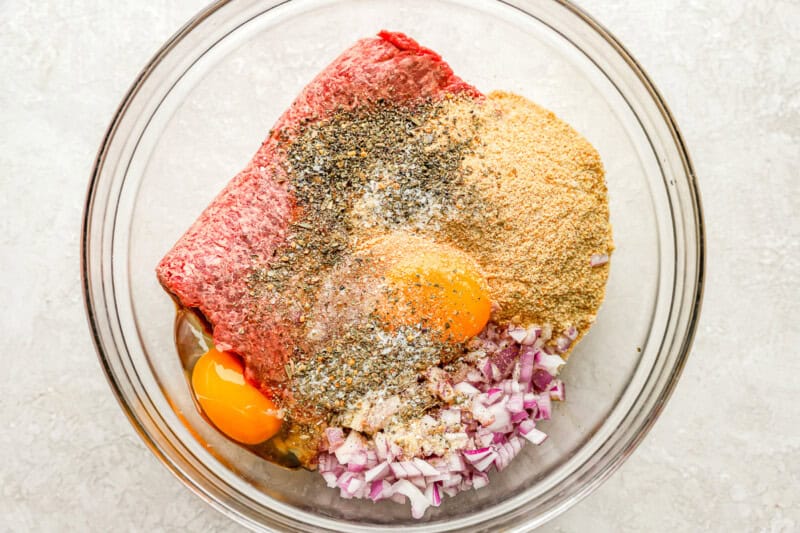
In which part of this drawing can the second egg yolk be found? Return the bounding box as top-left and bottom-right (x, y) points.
(191, 348), (283, 445)
(376, 236), (492, 343)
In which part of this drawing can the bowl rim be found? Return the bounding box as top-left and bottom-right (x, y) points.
(82, 0), (705, 530)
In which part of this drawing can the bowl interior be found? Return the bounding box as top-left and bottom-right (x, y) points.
(88, 0), (698, 530)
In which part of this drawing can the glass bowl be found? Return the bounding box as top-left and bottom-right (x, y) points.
(82, 0), (704, 530)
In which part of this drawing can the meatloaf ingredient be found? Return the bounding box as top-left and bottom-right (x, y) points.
(192, 349), (283, 445)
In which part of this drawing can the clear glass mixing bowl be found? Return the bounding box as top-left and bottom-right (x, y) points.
(82, 0), (704, 530)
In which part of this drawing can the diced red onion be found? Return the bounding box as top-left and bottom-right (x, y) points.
(507, 392), (525, 413)
(348, 450), (367, 467)
(447, 453), (465, 472)
(479, 358), (494, 381)
(471, 401), (494, 426)
(473, 451), (498, 472)
(518, 419), (536, 435)
(389, 442), (402, 461)
(536, 394), (552, 420)
(508, 435), (523, 455)
(564, 326), (578, 340)
(484, 387), (504, 405)
(412, 458), (440, 477)
(454, 382), (480, 396)
(337, 471), (355, 491)
(522, 325), (541, 345)
(521, 427), (548, 445)
(511, 410), (528, 423)
(523, 392), (538, 409)
(472, 472), (489, 490)
(409, 476), (427, 490)
(491, 345), (520, 377)
(425, 482), (442, 507)
(325, 427), (344, 451)
(374, 433), (388, 462)
(334, 431), (367, 465)
(321, 471), (338, 488)
(390, 462), (407, 479)
(364, 461), (390, 483)
(369, 479), (390, 502)
(442, 473), (463, 488)
(495, 444), (510, 470)
(315, 316), (574, 519)
(477, 430), (494, 447)
(555, 335), (572, 353)
(549, 380), (566, 401)
(532, 369), (553, 391)
(590, 253), (609, 266)
(518, 348), (535, 384)
(486, 402), (512, 432)
(538, 353), (566, 376)
(463, 447), (493, 462)
(392, 480), (431, 519)
(508, 325), (528, 343)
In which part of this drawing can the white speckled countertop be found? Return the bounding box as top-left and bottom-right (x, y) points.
(1, 1), (798, 531)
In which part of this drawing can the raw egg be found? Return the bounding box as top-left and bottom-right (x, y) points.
(191, 348), (282, 445)
(373, 235), (492, 343)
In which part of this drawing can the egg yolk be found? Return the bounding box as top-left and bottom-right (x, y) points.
(191, 348), (282, 445)
(378, 238), (492, 343)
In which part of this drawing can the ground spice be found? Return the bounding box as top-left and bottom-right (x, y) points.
(246, 98), (483, 418)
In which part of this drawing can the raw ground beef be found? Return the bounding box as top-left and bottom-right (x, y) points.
(156, 31), (481, 396)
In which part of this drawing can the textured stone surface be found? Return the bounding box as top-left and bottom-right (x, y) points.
(0, 1), (798, 531)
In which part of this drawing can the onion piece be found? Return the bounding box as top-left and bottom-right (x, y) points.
(521, 426), (548, 445)
(472, 472), (489, 490)
(518, 348), (535, 384)
(507, 392), (525, 413)
(471, 401), (494, 426)
(549, 380), (566, 401)
(364, 461), (390, 483)
(522, 325), (541, 345)
(454, 382), (480, 396)
(538, 353), (566, 376)
(473, 451), (498, 472)
(447, 453), (466, 472)
(325, 427), (344, 451)
(369, 479), (390, 502)
(532, 368), (553, 391)
(590, 253), (609, 266)
(392, 480), (431, 519)
(564, 326), (578, 340)
(334, 431), (367, 465)
(425, 482), (442, 507)
(486, 401), (512, 432)
(536, 394), (552, 420)
(463, 447), (493, 463)
(412, 458), (440, 477)
(555, 335), (572, 353)
(321, 471), (338, 488)
(511, 410), (528, 423)
(508, 325), (528, 343)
